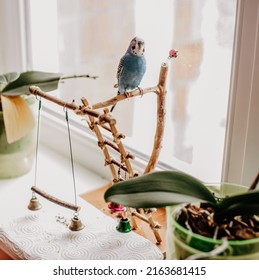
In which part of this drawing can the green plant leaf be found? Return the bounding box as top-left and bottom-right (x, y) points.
(104, 171), (217, 208)
(218, 190), (259, 209)
(0, 72), (19, 92)
(1, 71), (62, 96)
(214, 203), (259, 223)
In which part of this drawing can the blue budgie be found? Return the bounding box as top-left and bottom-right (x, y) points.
(111, 37), (146, 112)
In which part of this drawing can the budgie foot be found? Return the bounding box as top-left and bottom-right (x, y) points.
(138, 87), (144, 97)
(123, 91), (130, 98)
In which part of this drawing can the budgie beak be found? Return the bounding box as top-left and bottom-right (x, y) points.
(132, 39), (145, 56)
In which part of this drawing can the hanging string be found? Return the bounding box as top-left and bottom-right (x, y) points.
(32, 96), (42, 198)
(64, 108), (78, 211)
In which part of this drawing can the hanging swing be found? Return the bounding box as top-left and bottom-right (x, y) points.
(27, 95), (84, 231)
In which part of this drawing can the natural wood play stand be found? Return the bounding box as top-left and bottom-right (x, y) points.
(28, 52), (177, 248)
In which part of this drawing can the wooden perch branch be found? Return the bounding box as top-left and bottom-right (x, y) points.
(144, 63), (168, 173)
(31, 186), (80, 212)
(131, 209), (162, 244)
(29, 86), (78, 111)
(61, 74), (98, 81)
(29, 86), (100, 118)
(91, 85), (158, 110)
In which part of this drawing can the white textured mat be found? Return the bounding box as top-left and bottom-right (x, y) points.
(0, 199), (163, 260)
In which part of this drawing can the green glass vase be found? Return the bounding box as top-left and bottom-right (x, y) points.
(0, 96), (36, 178)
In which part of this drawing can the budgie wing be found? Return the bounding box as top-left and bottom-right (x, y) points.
(116, 55), (125, 80)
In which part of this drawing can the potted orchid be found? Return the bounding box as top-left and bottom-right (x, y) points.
(0, 71), (62, 178)
(0, 71), (97, 178)
(104, 170), (259, 259)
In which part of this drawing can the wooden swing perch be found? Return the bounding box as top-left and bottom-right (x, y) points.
(28, 52), (177, 243)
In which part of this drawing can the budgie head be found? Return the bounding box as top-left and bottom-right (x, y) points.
(127, 37), (145, 57)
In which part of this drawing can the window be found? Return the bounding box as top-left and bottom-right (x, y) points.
(1, 0), (254, 185)
(26, 0), (238, 183)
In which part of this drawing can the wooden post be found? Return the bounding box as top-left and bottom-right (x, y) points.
(144, 63), (168, 174)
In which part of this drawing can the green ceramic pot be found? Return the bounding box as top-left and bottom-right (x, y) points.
(166, 183), (259, 259)
(0, 95), (36, 178)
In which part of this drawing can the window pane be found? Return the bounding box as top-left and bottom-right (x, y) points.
(160, 0), (237, 182)
(29, 0), (237, 183)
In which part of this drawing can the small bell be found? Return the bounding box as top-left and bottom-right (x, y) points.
(68, 216), (85, 231)
(28, 197), (42, 211)
(116, 217), (132, 233)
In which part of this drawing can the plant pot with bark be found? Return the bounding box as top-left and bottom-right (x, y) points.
(0, 71), (72, 178)
(104, 171), (259, 260)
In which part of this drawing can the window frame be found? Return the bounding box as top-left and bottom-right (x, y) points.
(0, 0), (29, 73)
(222, 0), (259, 186)
(1, 0), (258, 185)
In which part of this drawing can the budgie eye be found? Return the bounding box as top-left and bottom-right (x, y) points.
(132, 46), (136, 50)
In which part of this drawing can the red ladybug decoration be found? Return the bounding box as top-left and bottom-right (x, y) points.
(169, 49), (178, 58)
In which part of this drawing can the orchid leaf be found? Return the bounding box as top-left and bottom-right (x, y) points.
(104, 171), (217, 208)
(1, 71), (61, 96)
(215, 203), (259, 223)
(214, 190), (259, 222)
(218, 190), (259, 209)
(0, 72), (19, 92)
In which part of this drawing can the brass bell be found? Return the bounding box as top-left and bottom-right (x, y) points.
(69, 216), (85, 231)
(28, 197), (42, 211)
